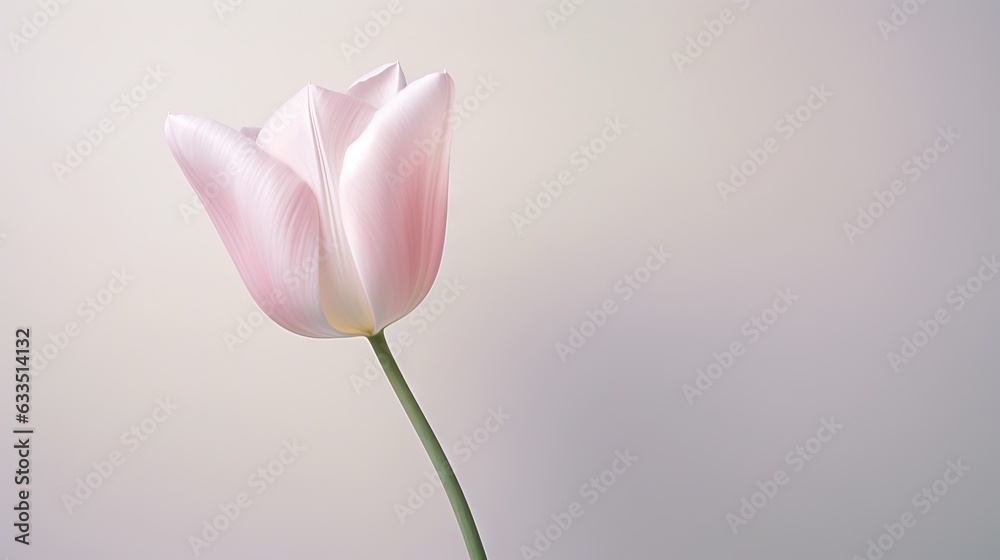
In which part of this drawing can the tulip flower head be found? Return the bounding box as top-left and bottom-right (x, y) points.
(165, 62), (455, 338)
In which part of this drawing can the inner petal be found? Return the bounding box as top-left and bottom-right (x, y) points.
(257, 85), (379, 334)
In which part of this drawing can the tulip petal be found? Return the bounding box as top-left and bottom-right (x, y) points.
(164, 114), (347, 338)
(346, 62), (407, 109)
(257, 85), (380, 334)
(339, 72), (455, 332)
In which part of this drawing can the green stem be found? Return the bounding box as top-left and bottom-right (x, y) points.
(367, 330), (488, 560)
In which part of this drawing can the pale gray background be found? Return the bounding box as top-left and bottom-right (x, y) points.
(2, 0), (999, 559)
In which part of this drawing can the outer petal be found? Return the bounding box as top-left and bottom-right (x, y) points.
(338, 72), (455, 332)
(164, 114), (348, 338)
(257, 85), (379, 335)
(346, 62), (407, 109)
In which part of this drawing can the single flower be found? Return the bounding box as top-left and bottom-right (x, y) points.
(165, 63), (488, 560)
(165, 62), (454, 338)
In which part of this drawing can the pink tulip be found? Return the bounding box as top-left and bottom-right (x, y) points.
(165, 63), (489, 560)
(165, 62), (454, 338)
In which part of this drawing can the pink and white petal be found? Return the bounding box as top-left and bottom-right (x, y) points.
(240, 126), (261, 141)
(338, 72), (455, 332)
(345, 62), (407, 109)
(257, 85), (380, 334)
(164, 114), (349, 338)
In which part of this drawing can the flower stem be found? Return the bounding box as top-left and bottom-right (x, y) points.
(367, 330), (488, 560)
